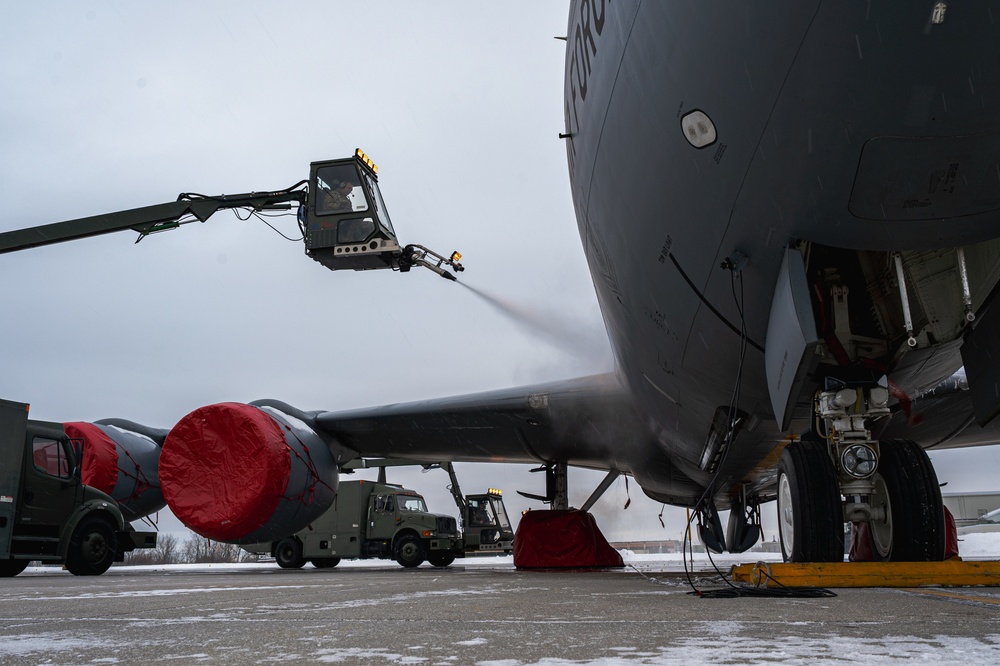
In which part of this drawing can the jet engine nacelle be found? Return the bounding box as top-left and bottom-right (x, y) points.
(64, 419), (167, 522)
(159, 402), (338, 544)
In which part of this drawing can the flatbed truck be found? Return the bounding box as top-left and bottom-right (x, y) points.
(0, 399), (156, 576)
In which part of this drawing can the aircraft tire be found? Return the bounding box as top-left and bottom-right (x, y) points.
(393, 535), (425, 568)
(866, 439), (945, 561)
(274, 537), (306, 569)
(427, 553), (456, 567)
(310, 557), (341, 569)
(777, 440), (843, 562)
(0, 559), (29, 577)
(66, 515), (118, 576)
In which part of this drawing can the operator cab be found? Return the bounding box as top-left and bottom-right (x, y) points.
(304, 149), (402, 271)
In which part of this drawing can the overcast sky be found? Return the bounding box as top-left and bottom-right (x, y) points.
(2, 2), (997, 545)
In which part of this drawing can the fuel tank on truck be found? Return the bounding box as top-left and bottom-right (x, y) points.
(159, 401), (338, 544)
(64, 419), (168, 522)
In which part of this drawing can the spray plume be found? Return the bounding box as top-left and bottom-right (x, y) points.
(457, 281), (607, 359)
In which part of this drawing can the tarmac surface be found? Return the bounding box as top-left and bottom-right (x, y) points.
(2, 558), (1000, 665)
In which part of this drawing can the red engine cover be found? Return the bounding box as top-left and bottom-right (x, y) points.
(160, 403), (290, 541)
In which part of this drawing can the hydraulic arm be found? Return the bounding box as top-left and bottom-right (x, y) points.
(0, 150), (464, 280)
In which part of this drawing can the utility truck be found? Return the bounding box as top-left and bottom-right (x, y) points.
(244, 480), (465, 568)
(243, 465), (515, 569)
(0, 399), (156, 577)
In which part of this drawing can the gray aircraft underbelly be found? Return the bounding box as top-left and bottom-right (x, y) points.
(566, 0), (1000, 505)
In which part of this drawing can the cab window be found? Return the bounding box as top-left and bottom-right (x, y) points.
(374, 494), (395, 513)
(365, 173), (395, 235)
(397, 495), (427, 512)
(337, 217), (376, 243)
(32, 437), (71, 478)
(315, 164), (370, 215)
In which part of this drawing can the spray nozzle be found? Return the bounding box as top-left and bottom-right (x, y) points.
(400, 244), (464, 280)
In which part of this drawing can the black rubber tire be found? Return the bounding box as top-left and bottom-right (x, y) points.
(777, 440), (844, 562)
(310, 557), (341, 569)
(66, 515), (118, 576)
(427, 553), (456, 567)
(393, 535), (426, 568)
(274, 538), (305, 569)
(867, 439), (945, 561)
(0, 559), (30, 577)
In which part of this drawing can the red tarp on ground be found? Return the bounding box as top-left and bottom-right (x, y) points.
(514, 509), (624, 568)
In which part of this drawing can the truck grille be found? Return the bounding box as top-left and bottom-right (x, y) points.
(437, 516), (458, 536)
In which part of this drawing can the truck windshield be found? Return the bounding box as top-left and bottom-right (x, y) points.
(315, 164), (370, 215)
(489, 498), (512, 531)
(396, 495), (427, 512)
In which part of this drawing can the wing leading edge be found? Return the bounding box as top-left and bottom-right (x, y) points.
(314, 373), (648, 472)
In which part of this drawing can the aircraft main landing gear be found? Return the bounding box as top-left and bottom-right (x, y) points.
(776, 382), (946, 563)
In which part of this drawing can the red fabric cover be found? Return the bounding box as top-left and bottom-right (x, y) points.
(65, 422), (118, 495)
(944, 506), (960, 560)
(850, 506), (960, 561)
(849, 521), (873, 562)
(514, 509), (624, 568)
(160, 403), (289, 541)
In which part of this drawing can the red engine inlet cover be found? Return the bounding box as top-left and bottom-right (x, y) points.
(65, 422), (118, 495)
(161, 402), (290, 541)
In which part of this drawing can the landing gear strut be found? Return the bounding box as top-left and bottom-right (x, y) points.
(776, 381), (946, 563)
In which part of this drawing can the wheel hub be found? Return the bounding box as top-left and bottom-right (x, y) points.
(778, 474), (795, 560)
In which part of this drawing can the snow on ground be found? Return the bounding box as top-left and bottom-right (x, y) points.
(467, 634), (1000, 666)
(956, 532), (1000, 558)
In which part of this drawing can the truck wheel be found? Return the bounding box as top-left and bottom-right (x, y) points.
(428, 553), (455, 567)
(66, 516), (118, 576)
(0, 559), (29, 577)
(274, 538), (306, 569)
(310, 557), (341, 569)
(393, 535), (425, 568)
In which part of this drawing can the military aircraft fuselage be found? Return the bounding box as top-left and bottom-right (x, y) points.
(565, 0), (1000, 506)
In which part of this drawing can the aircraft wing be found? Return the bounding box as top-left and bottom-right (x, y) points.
(313, 373), (646, 472)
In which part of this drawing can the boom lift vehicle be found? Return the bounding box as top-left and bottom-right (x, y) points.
(0, 151), (463, 577)
(0, 149), (464, 281)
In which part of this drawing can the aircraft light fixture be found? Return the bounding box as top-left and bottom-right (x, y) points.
(354, 148), (379, 174)
(681, 110), (717, 148)
(833, 388), (858, 408)
(841, 444), (878, 479)
(869, 386), (890, 408)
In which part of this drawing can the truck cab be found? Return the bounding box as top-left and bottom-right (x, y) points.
(0, 399), (156, 577)
(463, 488), (515, 553)
(303, 150), (403, 272)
